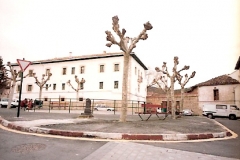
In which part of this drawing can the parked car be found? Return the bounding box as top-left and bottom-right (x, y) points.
(94, 105), (115, 111)
(0, 98), (19, 108)
(33, 99), (43, 109)
(182, 109), (193, 116)
(202, 104), (240, 120)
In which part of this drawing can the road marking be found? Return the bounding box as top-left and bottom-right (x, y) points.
(212, 119), (238, 139)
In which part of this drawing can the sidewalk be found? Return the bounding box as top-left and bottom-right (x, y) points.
(0, 108), (234, 141)
(83, 141), (238, 160)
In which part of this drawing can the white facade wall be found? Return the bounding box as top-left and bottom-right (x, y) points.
(198, 84), (240, 109)
(12, 54), (147, 102)
(229, 70), (240, 107)
(129, 57), (147, 101)
(229, 70), (240, 82)
(234, 85), (240, 108)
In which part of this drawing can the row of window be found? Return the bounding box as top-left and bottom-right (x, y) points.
(14, 64), (120, 77)
(135, 67), (142, 77)
(24, 64), (145, 77)
(66, 64), (120, 75)
(18, 81), (120, 92)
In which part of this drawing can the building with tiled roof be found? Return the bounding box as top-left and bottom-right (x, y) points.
(229, 56), (240, 108)
(9, 52), (148, 108)
(147, 73), (240, 115)
(195, 75), (239, 87)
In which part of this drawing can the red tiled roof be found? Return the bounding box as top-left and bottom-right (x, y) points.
(195, 75), (239, 87)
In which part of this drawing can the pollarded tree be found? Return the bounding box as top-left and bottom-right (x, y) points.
(0, 56), (8, 90)
(33, 72), (52, 100)
(6, 61), (29, 108)
(105, 16), (153, 122)
(152, 73), (171, 111)
(155, 57), (190, 119)
(146, 67), (157, 88)
(67, 76), (85, 100)
(176, 70), (196, 112)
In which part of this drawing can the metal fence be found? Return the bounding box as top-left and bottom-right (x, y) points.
(31, 98), (146, 115)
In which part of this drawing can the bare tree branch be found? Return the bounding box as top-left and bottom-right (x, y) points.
(67, 80), (77, 92)
(105, 15), (152, 122)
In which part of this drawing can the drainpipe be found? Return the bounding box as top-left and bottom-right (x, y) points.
(233, 86), (237, 104)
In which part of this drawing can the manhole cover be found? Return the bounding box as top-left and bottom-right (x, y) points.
(11, 143), (46, 154)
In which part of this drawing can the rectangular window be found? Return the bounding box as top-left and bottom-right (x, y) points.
(62, 83), (65, 90)
(213, 89), (219, 100)
(135, 67), (137, 75)
(29, 70), (33, 77)
(80, 66), (85, 74)
(27, 85), (32, 91)
(46, 69), (50, 76)
(46, 84), (49, 91)
(100, 65), (104, 73)
(114, 81), (118, 89)
(176, 101), (180, 110)
(99, 82), (103, 89)
(216, 105), (227, 109)
(17, 85), (20, 92)
(161, 101), (167, 108)
(114, 64), (119, 71)
(62, 68), (67, 75)
(61, 98), (65, 101)
(71, 67), (75, 74)
(53, 84), (56, 90)
(80, 83), (84, 89)
(44, 98), (48, 101)
(230, 105), (238, 110)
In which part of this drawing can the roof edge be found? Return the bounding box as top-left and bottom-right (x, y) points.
(11, 52), (148, 70)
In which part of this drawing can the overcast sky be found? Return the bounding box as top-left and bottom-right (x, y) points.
(0, 0), (239, 88)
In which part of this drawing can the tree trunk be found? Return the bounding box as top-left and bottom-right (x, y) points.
(120, 53), (130, 122)
(7, 81), (16, 109)
(170, 77), (176, 119)
(39, 87), (43, 100)
(166, 89), (170, 112)
(180, 87), (184, 112)
(76, 90), (79, 101)
(76, 83), (80, 100)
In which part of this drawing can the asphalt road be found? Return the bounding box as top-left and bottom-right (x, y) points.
(0, 128), (107, 160)
(0, 108), (240, 159)
(141, 118), (240, 159)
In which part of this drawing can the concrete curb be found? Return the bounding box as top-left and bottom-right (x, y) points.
(0, 117), (233, 141)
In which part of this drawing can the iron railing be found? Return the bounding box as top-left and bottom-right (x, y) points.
(30, 98), (146, 115)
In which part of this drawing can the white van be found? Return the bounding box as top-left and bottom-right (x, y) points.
(0, 98), (19, 108)
(202, 104), (240, 120)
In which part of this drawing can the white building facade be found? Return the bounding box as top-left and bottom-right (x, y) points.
(11, 52), (148, 102)
(229, 56), (240, 107)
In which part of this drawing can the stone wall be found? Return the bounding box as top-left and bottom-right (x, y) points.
(146, 88), (202, 115)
